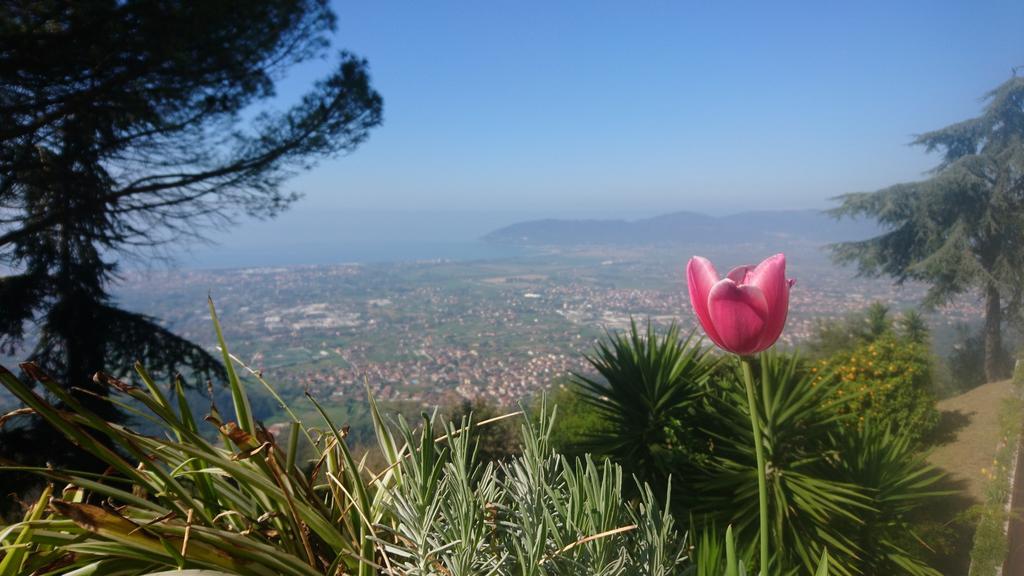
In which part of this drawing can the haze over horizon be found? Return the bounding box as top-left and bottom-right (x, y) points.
(167, 0), (1022, 267)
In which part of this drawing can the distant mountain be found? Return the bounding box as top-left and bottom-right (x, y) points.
(483, 209), (880, 246)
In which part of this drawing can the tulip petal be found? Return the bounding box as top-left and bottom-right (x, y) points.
(708, 279), (769, 355)
(686, 256), (726, 348)
(726, 265), (754, 285)
(747, 254), (790, 350)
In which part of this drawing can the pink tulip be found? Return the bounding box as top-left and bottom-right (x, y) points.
(686, 253), (794, 355)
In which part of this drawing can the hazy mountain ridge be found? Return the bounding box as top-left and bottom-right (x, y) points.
(483, 209), (881, 246)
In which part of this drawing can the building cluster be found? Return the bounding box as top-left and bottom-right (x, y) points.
(97, 259), (989, 411)
(290, 344), (591, 407)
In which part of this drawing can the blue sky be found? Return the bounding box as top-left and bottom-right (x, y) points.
(267, 0), (1022, 217)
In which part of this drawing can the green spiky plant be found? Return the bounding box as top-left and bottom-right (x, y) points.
(572, 320), (720, 498)
(697, 352), (871, 576)
(826, 420), (948, 576)
(574, 321), (939, 576)
(0, 301), (698, 576)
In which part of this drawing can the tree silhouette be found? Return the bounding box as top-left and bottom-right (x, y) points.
(0, 0), (382, 479)
(830, 75), (1024, 382)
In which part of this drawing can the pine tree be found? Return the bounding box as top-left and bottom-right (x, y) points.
(830, 75), (1024, 382)
(0, 0), (382, 475)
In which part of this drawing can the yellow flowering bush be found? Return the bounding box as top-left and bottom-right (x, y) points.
(815, 333), (939, 443)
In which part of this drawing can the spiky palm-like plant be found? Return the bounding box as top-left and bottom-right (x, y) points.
(826, 421), (948, 576)
(571, 323), (936, 576)
(696, 352), (870, 576)
(572, 320), (720, 497)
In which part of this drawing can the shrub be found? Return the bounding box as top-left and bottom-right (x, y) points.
(815, 333), (939, 443)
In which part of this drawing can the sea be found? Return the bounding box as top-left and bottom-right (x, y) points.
(158, 208), (654, 270)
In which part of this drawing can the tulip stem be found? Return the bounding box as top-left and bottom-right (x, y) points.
(741, 355), (769, 576)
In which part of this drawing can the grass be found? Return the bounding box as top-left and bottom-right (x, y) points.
(929, 379), (1016, 503)
(923, 378), (1017, 573)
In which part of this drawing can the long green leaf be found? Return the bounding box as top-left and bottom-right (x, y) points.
(208, 297), (254, 434)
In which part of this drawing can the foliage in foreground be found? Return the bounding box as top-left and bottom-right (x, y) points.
(575, 322), (946, 576)
(0, 305), (693, 576)
(0, 380), (686, 576)
(0, 306), (838, 575)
